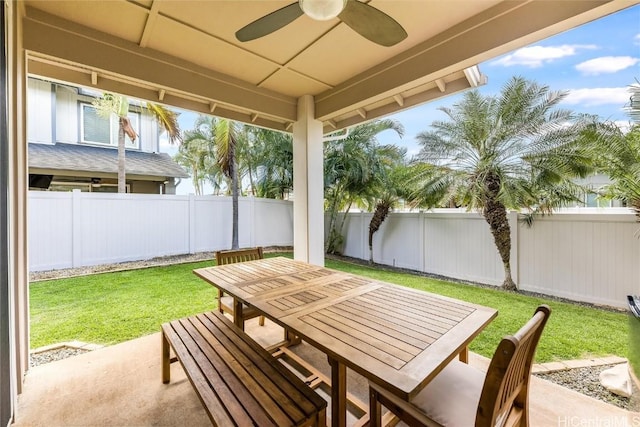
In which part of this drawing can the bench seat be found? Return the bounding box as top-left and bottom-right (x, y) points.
(162, 311), (326, 427)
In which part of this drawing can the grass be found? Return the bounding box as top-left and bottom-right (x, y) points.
(30, 253), (629, 363)
(29, 260), (217, 348)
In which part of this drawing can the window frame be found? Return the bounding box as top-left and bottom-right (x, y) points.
(79, 102), (141, 150)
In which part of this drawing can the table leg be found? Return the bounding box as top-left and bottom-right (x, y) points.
(233, 298), (244, 330)
(328, 356), (347, 427)
(161, 332), (170, 384)
(459, 346), (469, 364)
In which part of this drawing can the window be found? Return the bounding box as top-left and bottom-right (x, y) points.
(80, 103), (140, 149)
(585, 192), (612, 208)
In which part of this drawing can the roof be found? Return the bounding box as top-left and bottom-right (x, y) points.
(28, 143), (189, 179)
(23, 1), (634, 134)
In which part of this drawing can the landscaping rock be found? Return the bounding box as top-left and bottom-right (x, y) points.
(599, 363), (632, 398)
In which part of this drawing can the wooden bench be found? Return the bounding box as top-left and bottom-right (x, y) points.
(162, 311), (327, 427)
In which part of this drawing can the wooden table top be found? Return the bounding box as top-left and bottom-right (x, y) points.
(194, 257), (497, 400)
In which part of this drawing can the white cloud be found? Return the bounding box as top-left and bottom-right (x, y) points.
(614, 120), (633, 133)
(491, 44), (597, 68)
(575, 56), (639, 75)
(561, 87), (629, 107)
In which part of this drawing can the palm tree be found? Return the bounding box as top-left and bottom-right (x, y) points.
(585, 82), (640, 218)
(93, 93), (180, 193)
(183, 115), (244, 248)
(214, 119), (243, 249)
(174, 135), (212, 195)
(249, 128), (294, 199)
(412, 76), (591, 290)
(324, 119), (404, 254)
(367, 162), (413, 263)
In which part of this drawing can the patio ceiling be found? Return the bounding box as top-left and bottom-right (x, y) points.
(21, 0), (636, 134)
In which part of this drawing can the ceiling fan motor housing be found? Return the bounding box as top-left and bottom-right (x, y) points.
(298, 0), (348, 21)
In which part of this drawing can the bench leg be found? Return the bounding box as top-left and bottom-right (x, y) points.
(162, 332), (170, 384)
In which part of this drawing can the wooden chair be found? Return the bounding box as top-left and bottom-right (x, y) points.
(369, 305), (551, 427)
(215, 247), (265, 330)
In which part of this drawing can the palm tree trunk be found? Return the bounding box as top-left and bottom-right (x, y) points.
(117, 118), (126, 193)
(231, 146), (239, 250)
(483, 177), (517, 290)
(193, 164), (201, 196)
(369, 200), (391, 264)
(325, 189), (340, 253)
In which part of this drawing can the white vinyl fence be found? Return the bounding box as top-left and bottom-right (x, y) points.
(340, 209), (640, 309)
(29, 191), (293, 272)
(30, 191), (639, 308)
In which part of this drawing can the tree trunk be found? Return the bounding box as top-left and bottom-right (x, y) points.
(483, 174), (517, 290)
(325, 188), (340, 253)
(369, 200), (391, 264)
(231, 145), (239, 250)
(117, 118), (126, 193)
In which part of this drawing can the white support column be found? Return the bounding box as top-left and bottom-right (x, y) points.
(293, 95), (324, 266)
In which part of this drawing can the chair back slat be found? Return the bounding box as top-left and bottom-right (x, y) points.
(216, 247), (264, 265)
(476, 305), (551, 427)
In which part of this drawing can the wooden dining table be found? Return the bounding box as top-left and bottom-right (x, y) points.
(194, 257), (497, 427)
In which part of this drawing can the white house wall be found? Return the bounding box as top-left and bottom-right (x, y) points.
(29, 77), (162, 150)
(26, 78), (52, 143)
(54, 84), (77, 143)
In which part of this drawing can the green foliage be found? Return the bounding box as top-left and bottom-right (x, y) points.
(92, 93), (128, 119)
(412, 76), (592, 213)
(178, 115), (226, 194)
(324, 119), (405, 254)
(174, 135), (213, 195)
(247, 128), (294, 199)
(582, 82), (640, 218)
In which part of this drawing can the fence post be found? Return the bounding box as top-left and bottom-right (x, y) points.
(71, 189), (82, 268)
(189, 194), (196, 254)
(249, 196), (256, 247)
(361, 211), (366, 261)
(419, 211), (426, 273)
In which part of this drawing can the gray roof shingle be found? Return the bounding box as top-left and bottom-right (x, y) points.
(28, 143), (189, 179)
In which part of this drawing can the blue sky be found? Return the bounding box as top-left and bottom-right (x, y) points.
(166, 4), (640, 194)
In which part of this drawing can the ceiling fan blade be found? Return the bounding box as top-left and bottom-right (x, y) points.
(339, 1), (407, 47)
(236, 2), (304, 42)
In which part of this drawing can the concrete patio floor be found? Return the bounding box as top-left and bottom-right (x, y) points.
(13, 317), (640, 427)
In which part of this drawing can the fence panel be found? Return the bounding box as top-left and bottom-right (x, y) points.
(29, 192), (74, 271)
(518, 211), (639, 307)
(253, 198), (294, 247)
(74, 193), (190, 266)
(423, 211), (504, 286)
(29, 192), (293, 271)
(373, 213), (422, 270)
(339, 209), (640, 308)
(192, 196), (231, 253)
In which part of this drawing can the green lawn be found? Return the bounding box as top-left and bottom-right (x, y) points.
(29, 254), (629, 363)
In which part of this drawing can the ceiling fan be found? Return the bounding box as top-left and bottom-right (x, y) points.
(236, 0), (407, 47)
